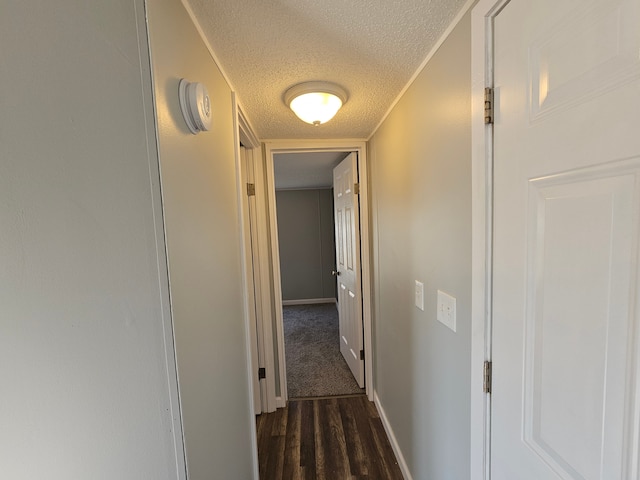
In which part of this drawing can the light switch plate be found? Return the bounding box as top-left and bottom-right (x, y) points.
(437, 290), (456, 332)
(415, 281), (424, 311)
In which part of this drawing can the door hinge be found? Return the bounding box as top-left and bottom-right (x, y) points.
(247, 183), (256, 196)
(258, 367), (266, 380)
(484, 87), (494, 125)
(360, 349), (365, 360)
(354, 183), (360, 195)
(483, 361), (492, 394)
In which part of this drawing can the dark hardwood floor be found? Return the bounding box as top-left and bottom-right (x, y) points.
(256, 395), (404, 479)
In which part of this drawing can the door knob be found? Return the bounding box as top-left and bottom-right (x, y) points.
(331, 270), (341, 276)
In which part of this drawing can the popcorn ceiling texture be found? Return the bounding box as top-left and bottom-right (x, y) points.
(186, 0), (467, 140)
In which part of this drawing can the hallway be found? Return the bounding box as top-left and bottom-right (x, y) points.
(257, 396), (403, 479)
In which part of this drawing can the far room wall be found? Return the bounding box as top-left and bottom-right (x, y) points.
(276, 189), (337, 302)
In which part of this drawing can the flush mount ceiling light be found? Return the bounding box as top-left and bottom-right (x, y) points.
(284, 81), (348, 126)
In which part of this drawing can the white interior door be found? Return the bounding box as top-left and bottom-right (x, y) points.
(490, 0), (640, 478)
(333, 153), (364, 387)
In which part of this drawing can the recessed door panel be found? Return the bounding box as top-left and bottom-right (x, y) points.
(521, 166), (639, 479)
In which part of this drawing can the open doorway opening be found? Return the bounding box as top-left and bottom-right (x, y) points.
(263, 140), (374, 408)
(273, 151), (364, 399)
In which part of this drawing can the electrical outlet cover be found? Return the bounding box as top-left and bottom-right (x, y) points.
(437, 289), (456, 332)
(415, 281), (424, 311)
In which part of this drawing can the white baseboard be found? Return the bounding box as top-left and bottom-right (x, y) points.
(275, 396), (286, 409)
(282, 298), (336, 306)
(374, 391), (413, 480)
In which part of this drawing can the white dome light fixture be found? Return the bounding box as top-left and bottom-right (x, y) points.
(284, 81), (348, 126)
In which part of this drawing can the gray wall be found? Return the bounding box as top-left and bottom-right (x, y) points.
(0, 0), (183, 478)
(146, 0), (255, 478)
(276, 189), (337, 301)
(368, 11), (472, 480)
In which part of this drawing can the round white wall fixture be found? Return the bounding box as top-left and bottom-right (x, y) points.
(178, 79), (212, 134)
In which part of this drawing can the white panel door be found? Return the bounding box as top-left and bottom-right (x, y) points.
(333, 153), (364, 387)
(491, 0), (640, 478)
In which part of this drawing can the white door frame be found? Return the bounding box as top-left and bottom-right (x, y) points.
(235, 106), (280, 414)
(470, 1), (510, 479)
(232, 98), (261, 479)
(238, 145), (262, 414)
(264, 139), (374, 406)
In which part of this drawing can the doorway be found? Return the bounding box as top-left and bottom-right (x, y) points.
(264, 140), (374, 408)
(273, 151), (365, 399)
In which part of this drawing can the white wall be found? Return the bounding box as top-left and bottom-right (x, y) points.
(368, 11), (472, 480)
(0, 0), (184, 478)
(146, 0), (255, 478)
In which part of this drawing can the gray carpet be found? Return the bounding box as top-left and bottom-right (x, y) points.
(284, 303), (364, 398)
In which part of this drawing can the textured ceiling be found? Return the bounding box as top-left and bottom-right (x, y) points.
(274, 151), (349, 189)
(185, 0), (468, 140)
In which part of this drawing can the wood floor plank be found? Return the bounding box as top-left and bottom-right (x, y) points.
(265, 435), (286, 480)
(322, 398), (351, 479)
(282, 400), (302, 479)
(370, 417), (404, 480)
(257, 412), (275, 478)
(350, 396), (387, 479)
(337, 397), (368, 477)
(299, 400), (317, 480)
(257, 395), (403, 480)
(313, 400), (327, 480)
(271, 404), (288, 436)
(363, 395), (380, 418)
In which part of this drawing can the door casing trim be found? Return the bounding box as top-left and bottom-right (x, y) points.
(232, 99), (261, 478)
(471, 1), (511, 479)
(264, 139), (374, 407)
